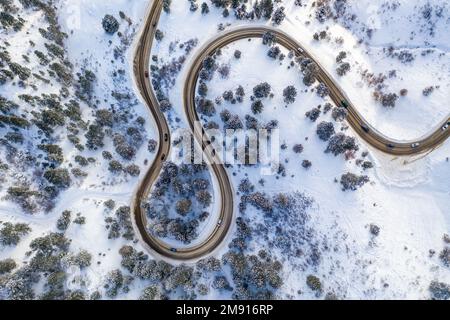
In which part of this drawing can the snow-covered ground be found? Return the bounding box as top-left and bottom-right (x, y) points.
(0, 0), (448, 300)
(150, 0), (450, 299)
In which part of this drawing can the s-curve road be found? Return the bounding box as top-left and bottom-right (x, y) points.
(132, 0), (450, 262)
(132, 0), (234, 261)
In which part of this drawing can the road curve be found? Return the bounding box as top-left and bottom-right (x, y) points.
(132, 1), (450, 261)
(185, 25), (450, 156)
(132, 0), (234, 261)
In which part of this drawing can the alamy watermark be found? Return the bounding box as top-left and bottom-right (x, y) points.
(172, 121), (281, 176)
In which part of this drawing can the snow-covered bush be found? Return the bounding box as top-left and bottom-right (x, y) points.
(340, 172), (369, 191)
(102, 15), (120, 34)
(253, 82), (272, 99)
(316, 121), (335, 141)
(326, 133), (359, 156)
(43, 168), (71, 189)
(283, 85), (297, 104)
(305, 107), (321, 122)
(429, 281), (450, 300)
(336, 62), (351, 76)
(272, 7), (286, 25)
(0, 223), (31, 246)
(0, 259), (16, 275)
(251, 100), (264, 114)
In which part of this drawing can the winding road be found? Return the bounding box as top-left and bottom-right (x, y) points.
(132, 0), (450, 262)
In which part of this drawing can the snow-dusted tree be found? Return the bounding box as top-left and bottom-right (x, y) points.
(340, 172), (369, 191)
(272, 7), (286, 25)
(253, 82), (272, 98)
(102, 15), (119, 34)
(283, 85), (297, 104)
(316, 121), (335, 141)
(251, 100), (264, 114)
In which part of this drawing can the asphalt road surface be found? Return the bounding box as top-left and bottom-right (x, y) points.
(132, 0), (450, 262)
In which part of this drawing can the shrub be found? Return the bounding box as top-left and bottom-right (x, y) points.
(102, 15), (119, 34)
(336, 62), (351, 76)
(254, 0), (274, 19)
(238, 178), (255, 194)
(72, 168), (88, 178)
(95, 109), (114, 127)
(316, 83), (329, 97)
(0, 115), (30, 128)
(76, 69), (96, 101)
(253, 82), (272, 99)
(140, 286), (161, 300)
(305, 107), (321, 122)
(8, 62), (30, 80)
(196, 190), (212, 208)
(293, 144), (304, 154)
(245, 192), (273, 214)
(0, 222), (31, 246)
(262, 31), (276, 46)
(302, 160), (312, 169)
(113, 134), (136, 160)
(362, 161), (374, 170)
(429, 281), (450, 300)
(49, 62), (73, 85)
(155, 29), (164, 41)
(0, 258), (16, 274)
(125, 164), (141, 177)
(439, 247), (450, 267)
(224, 114), (243, 130)
(374, 91), (398, 108)
(235, 85), (245, 101)
(85, 124), (105, 150)
(212, 276), (232, 290)
(301, 59), (318, 86)
(68, 250), (92, 269)
(306, 275), (322, 292)
(336, 51), (347, 63)
(316, 121), (335, 141)
(326, 133), (359, 156)
(222, 90), (234, 102)
(423, 86), (434, 96)
(331, 106), (347, 121)
(56, 210), (71, 231)
(283, 85), (297, 104)
(5, 131), (24, 144)
(267, 46), (281, 59)
(109, 160), (123, 173)
(189, 1), (199, 12)
(44, 168), (71, 189)
(39, 144), (64, 165)
(73, 216), (86, 225)
(148, 139), (158, 152)
(272, 7), (286, 25)
(198, 82), (208, 97)
(340, 172), (369, 191)
(175, 199), (192, 216)
(165, 265), (195, 291)
(251, 100), (264, 114)
(197, 98), (216, 116)
(196, 257), (221, 272)
(201, 2), (209, 14)
(369, 224), (380, 236)
(163, 0), (172, 13)
(74, 155), (88, 167)
(193, 178), (209, 191)
(218, 64), (230, 78)
(105, 269), (124, 298)
(104, 199), (116, 210)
